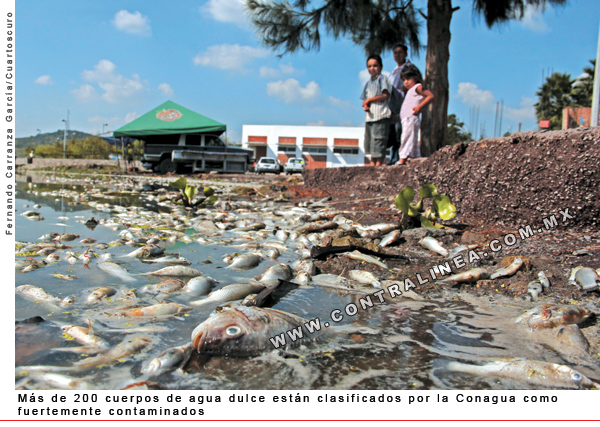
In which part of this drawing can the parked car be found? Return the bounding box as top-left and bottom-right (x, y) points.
(284, 158), (305, 174)
(255, 157), (281, 174)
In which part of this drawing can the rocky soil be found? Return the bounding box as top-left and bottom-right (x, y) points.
(286, 128), (600, 303)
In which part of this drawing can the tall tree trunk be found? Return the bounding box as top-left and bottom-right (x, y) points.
(421, 0), (453, 157)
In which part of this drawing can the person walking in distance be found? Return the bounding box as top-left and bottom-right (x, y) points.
(397, 64), (433, 165)
(386, 44), (411, 166)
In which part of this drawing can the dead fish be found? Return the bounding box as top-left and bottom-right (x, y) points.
(191, 305), (328, 356)
(17, 337), (152, 373)
(528, 281), (543, 299)
(556, 324), (591, 360)
(292, 259), (317, 276)
(419, 236), (449, 257)
(257, 264), (293, 286)
(349, 270), (381, 288)
(80, 238), (96, 244)
(516, 304), (592, 329)
(379, 229), (402, 248)
(227, 253), (263, 270)
(296, 220), (337, 235)
(16, 371), (95, 390)
(293, 271), (312, 285)
(53, 273), (77, 281)
(143, 266), (201, 277)
(98, 261), (137, 282)
(344, 250), (388, 270)
(61, 320), (109, 352)
(124, 245), (165, 259)
(141, 279), (186, 295)
(490, 257), (523, 279)
(38, 232), (60, 242)
(538, 271), (550, 289)
(143, 344), (191, 375)
(87, 286), (117, 304)
(116, 302), (193, 317)
(182, 276), (217, 297)
(15, 285), (71, 308)
(44, 253), (61, 264)
(56, 234), (80, 242)
(190, 283), (266, 307)
(569, 267), (599, 292)
(446, 358), (597, 389)
(141, 255), (191, 266)
(446, 245), (471, 259)
(437, 267), (490, 285)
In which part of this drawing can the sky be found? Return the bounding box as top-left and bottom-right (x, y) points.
(16, 0), (600, 142)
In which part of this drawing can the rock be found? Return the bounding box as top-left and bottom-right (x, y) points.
(461, 231), (486, 244)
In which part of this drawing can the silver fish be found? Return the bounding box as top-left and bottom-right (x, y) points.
(538, 271), (550, 289)
(17, 337), (152, 373)
(144, 266), (201, 277)
(419, 236), (449, 257)
(379, 229), (402, 248)
(140, 279), (186, 295)
(191, 305), (328, 356)
(227, 253), (263, 270)
(556, 324), (591, 361)
(98, 261), (137, 283)
(258, 264), (293, 286)
(293, 271), (312, 285)
(61, 320), (109, 352)
(17, 371), (95, 390)
(348, 270), (381, 288)
(143, 344), (191, 375)
(15, 285), (68, 308)
(490, 257), (523, 280)
(569, 267), (599, 292)
(87, 286), (117, 303)
(344, 251), (388, 269)
(190, 283), (266, 307)
(446, 358), (598, 389)
(182, 276), (217, 297)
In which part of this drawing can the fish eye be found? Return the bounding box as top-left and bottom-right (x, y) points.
(225, 326), (242, 337)
(571, 372), (582, 382)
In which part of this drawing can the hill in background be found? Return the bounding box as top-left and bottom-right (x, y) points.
(16, 130), (98, 156)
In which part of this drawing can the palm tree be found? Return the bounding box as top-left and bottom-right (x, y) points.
(572, 60), (595, 107)
(246, 0), (567, 155)
(534, 72), (575, 130)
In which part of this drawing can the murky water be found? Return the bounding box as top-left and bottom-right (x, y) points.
(14, 174), (600, 390)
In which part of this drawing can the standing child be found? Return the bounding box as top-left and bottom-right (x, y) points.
(397, 64), (433, 165)
(360, 54), (391, 166)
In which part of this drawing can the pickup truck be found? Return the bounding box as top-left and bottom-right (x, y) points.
(141, 133), (253, 174)
(284, 158), (305, 174)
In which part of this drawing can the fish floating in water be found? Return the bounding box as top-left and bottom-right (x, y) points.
(98, 261), (137, 283)
(446, 358), (598, 389)
(190, 283), (266, 307)
(143, 266), (201, 277)
(515, 304), (592, 329)
(191, 305), (328, 357)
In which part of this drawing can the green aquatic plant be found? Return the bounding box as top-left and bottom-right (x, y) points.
(170, 177), (217, 207)
(394, 184), (456, 228)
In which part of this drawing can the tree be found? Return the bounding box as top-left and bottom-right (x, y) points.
(534, 72), (575, 130)
(446, 114), (471, 145)
(572, 59), (595, 107)
(246, 0), (567, 156)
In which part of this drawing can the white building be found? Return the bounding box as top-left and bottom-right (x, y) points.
(242, 124), (374, 169)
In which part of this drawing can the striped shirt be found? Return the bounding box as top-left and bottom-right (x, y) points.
(360, 74), (392, 122)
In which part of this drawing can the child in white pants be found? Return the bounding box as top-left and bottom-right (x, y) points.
(397, 65), (433, 165)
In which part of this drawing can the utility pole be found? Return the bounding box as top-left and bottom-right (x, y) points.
(62, 110), (70, 159)
(592, 21), (600, 126)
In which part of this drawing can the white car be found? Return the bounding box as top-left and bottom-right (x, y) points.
(255, 157), (281, 174)
(284, 158), (305, 174)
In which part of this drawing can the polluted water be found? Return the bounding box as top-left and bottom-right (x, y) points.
(13, 175), (600, 390)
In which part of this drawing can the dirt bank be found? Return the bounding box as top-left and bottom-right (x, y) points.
(303, 127), (600, 231)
